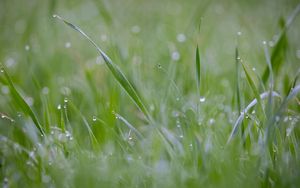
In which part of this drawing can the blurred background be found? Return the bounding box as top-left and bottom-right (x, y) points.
(0, 0), (300, 145)
(1, 0), (300, 187)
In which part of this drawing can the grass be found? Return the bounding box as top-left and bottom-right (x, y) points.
(1, 0), (300, 187)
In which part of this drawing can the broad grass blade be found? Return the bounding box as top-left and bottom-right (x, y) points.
(0, 66), (45, 135)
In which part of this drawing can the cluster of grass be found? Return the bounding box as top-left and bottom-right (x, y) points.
(1, 0), (300, 187)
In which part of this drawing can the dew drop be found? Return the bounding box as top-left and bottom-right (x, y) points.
(92, 116), (97, 122)
(0, 69), (4, 73)
(262, 41), (267, 45)
(208, 118), (215, 125)
(150, 104), (155, 111)
(100, 34), (107, 42)
(176, 33), (186, 43)
(57, 104), (61, 110)
(64, 98), (68, 103)
(171, 51), (180, 61)
(237, 31), (242, 36)
(41, 87), (49, 95)
(25, 45), (30, 51)
(199, 97), (206, 102)
(179, 135), (183, 138)
(65, 42), (71, 48)
(252, 67), (256, 71)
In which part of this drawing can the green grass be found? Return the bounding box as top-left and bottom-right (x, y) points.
(1, 0), (300, 187)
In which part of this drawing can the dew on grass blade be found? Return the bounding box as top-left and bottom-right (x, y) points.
(176, 33), (186, 43)
(41, 87), (49, 95)
(57, 104), (61, 110)
(171, 51), (180, 61)
(92, 116), (97, 121)
(199, 96), (206, 102)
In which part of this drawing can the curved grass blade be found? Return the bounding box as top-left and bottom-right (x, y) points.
(227, 91), (281, 144)
(53, 15), (151, 121)
(0, 66), (45, 136)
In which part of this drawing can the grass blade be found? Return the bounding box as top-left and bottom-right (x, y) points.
(262, 4), (300, 84)
(195, 45), (201, 95)
(265, 84), (300, 143)
(227, 91), (280, 144)
(241, 61), (265, 115)
(53, 15), (151, 121)
(0, 66), (45, 135)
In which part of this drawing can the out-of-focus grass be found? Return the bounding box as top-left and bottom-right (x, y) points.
(1, 0), (300, 187)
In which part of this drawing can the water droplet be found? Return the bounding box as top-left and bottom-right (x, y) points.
(176, 97), (180, 101)
(64, 98), (68, 103)
(208, 118), (215, 125)
(171, 51), (180, 61)
(157, 64), (162, 69)
(5, 58), (16, 67)
(252, 67), (256, 71)
(96, 56), (104, 65)
(176, 33), (186, 43)
(57, 104), (61, 110)
(0, 69), (4, 73)
(128, 137), (133, 141)
(25, 97), (34, 106)
(199, 97), (206, 102)
(41, 87), (49, 95)
(189, 143), (193, 147)
(172, 111), (179, 117)
(150, 104), (155, 111)
(25, 45), (30, 51)
(251, 110), (256, 114)
(100, 34), (107, 42)
(245, 115), (249, 119)
(179, 135), (183, 138)
(176, 124), (181, 128)
(131, 25), (141, 33)
(52, 14), (58, 18)
(262, 41), (267, 45)
(65, 42), (71, 48)
(237, 31), (242, 36)
(92, 116), (97, 121)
